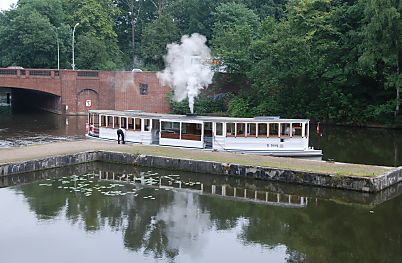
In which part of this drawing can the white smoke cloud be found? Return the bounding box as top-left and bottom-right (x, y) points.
(158, 33), (214, 113)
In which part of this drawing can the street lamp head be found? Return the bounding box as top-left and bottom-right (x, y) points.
(75, 22), (80, 27)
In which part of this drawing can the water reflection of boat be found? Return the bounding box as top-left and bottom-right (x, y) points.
(2, 162), (402, 208)
(87, 110), (322, 157)
(6, 163), (402, 262)
(96, 170), (308, 208)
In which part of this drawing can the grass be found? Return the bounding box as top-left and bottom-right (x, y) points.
(116, 144), (392, 177)
(0, 140), (393, 177)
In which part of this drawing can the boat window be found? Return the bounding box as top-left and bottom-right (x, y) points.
(204, 122), (212, 137)
(107, 116), (113, 128)
(269, 123), (279, 137)
(305, 123), (309, 137)
(247, 123), (256, 137)
(237, 123), (246, 137)
(258, 123), (268, 137)
(101, 115), (107, 127)
(121, 117), (127, 129)
(161, 121), (180, 139)
(93, 114), (99, 126)
(181, 122), (202, 141)
(114, 116), (120, 128)
(135, 118), (141, 130)
(215, 122), (223, 136)
(281, 123), (290, 137)
(293, 123), (302, 137)
(152, 119), (159, 130)
(88, 114), (92, 125)
(144, 119), (151, 131)
(226, 123), (235, 137)
(128, 118), (134, 130)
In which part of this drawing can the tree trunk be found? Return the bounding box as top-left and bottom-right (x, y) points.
(395, 38), (400, 117)
(150, 0), (163, 16)
(396, 85), (400, 117)
(128, 0), (136, 69)
(131, 16), (136, 68)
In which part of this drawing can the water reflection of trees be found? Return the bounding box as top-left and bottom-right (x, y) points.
(310, 125), (402, 166)
(199, 195), (402, 262)
(21, 181), (178, 259)
(17, 170), (402, 263)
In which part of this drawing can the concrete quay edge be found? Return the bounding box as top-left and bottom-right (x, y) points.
(1, 150), (402, 193)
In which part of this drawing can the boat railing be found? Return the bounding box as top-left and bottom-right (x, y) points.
(86, 123), (99, 137)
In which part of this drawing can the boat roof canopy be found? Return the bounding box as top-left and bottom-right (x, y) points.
(89, 110), (310, 123)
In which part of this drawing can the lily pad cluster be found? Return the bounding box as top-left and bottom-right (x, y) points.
(37, 171), (202, 200)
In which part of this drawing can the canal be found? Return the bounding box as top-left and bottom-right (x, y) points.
(0, 104), (86, 148)
(310, 125), (402, 167)
(2, 103), (402, 262)
(1, 162), (401, 263)
(1, 102), (402, 167)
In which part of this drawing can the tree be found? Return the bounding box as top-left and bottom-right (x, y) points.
(18, 0), (65, 26)
(242, 0), (288, 20)
(167, 0), (218, 40)
(63, 0), (124, 70)
(359, 0), (402, 117)
(114, 0), (159, 69)
(212, 2), (260, 73)
(63, 0), (119, 40)
(245, 0), (356, 120)
(115, 0), (144, 68)
(76, 33), (123, 70)
(0, 4), (65, 68)
(0, 0), (70, 68)
(149, 0), (170, 15)
(141, 14), (179, 69)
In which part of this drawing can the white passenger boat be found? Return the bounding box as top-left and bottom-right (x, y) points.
(86, 110), (322, 157)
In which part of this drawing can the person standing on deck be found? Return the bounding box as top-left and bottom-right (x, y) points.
(117, 128), (126, 144)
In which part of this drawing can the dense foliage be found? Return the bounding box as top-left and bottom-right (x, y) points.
(0, 0), (400, 125)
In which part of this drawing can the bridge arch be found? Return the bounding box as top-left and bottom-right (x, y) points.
(0, 84), (61, 97)
(0, 69), (61, 96)
(1, 87), (62, 113)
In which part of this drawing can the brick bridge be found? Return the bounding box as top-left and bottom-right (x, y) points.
(0, 68), (171, 114)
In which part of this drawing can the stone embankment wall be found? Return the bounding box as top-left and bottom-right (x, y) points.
(1, 151), (402, 193)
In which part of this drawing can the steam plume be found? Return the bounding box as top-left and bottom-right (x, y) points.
(158, 33), (214, 113)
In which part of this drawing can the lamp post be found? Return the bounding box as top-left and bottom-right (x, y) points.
(72, 22), (79, 70)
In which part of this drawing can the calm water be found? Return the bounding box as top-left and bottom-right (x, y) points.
(1, 104), (402, 166)
(0, 162), (401, 263)
(0, 105), (86, 147)
(310, 125), (402, 167)
(2, 98), (402, 263)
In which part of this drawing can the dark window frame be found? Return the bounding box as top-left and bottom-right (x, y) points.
(139, 83), (148, 95)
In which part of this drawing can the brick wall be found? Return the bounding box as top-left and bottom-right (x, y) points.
(113, 71), (171, 113)
(0, 68), (171, 115)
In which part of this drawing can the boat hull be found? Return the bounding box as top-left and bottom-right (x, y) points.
(221, 149), (323, 157)
(87, 134), (322, 157)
